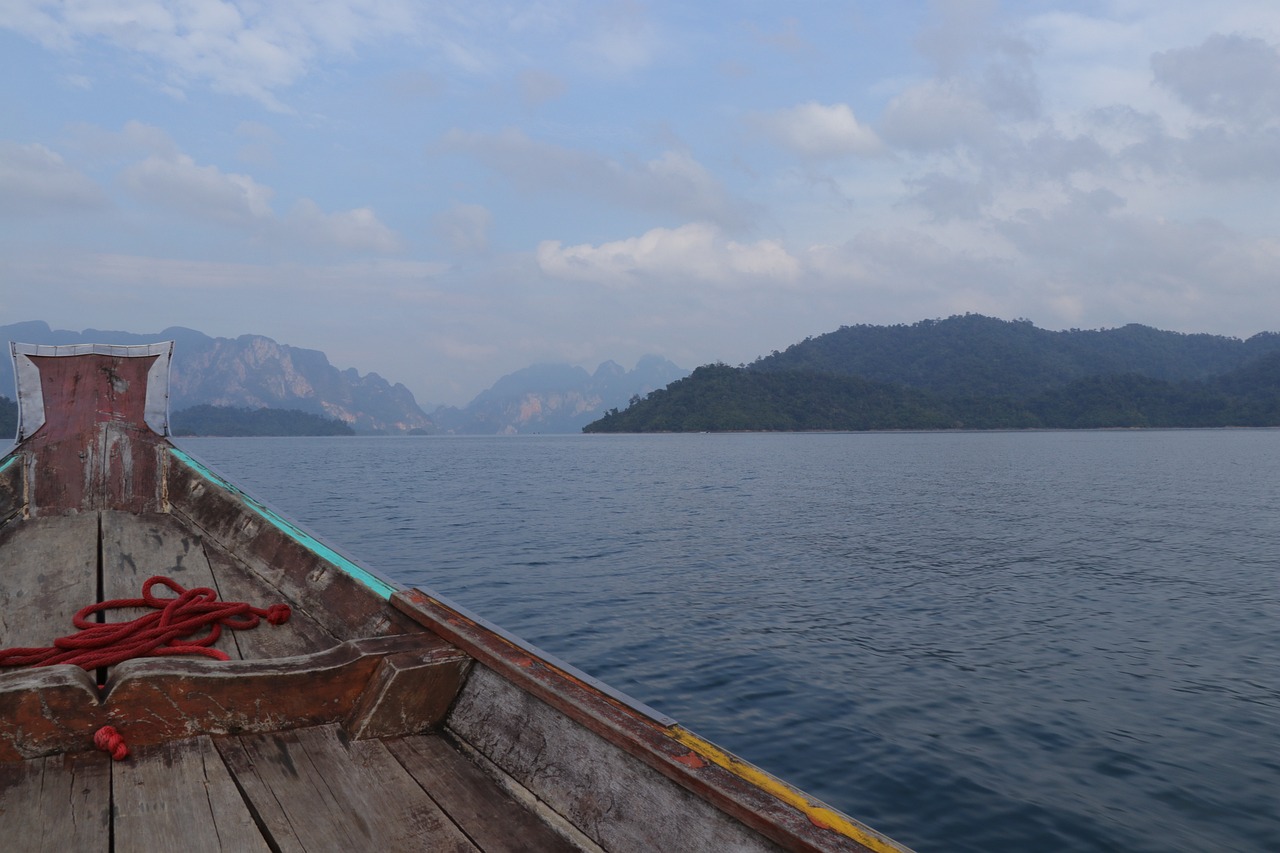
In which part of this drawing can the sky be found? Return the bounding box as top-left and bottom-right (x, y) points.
(2, 1), (1279, 406)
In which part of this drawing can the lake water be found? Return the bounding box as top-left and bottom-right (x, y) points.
(175, 430), (1280, 853)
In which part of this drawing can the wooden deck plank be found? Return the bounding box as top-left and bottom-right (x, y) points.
(0, 750), (111, 850)
(0, 514), (99, 650)
(216, 724), (478, 853)
(100, 511), (240, 660)
(113, 735), (269, 853)
(203, 547), (339, 659)
(387, 735), (583, 853)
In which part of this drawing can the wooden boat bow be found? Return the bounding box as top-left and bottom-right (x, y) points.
(0, 341), (911, 852)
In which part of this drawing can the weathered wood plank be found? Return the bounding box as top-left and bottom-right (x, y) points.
(0, 635), (463, 760)
(203, 547), (338, 659)
(217, 724), (478, 852)
(0, 513), (98, 649)
(167, 457), (418, 641)
(449, 665), (784, 853)
(387, 735), (583, 853)
(345, 650), (472, 740)
(113, 735), (268, 853)
(0, 666), (102, 761)
(102, 634), (462, 746)
(0, 750), (111, 850)
(100, 511), (240, 661)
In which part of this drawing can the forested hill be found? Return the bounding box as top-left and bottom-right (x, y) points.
(584, 317), (1280, 432)
(753, 315), (1280, 397)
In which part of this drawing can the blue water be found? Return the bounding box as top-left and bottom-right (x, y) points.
(176, 431), (1280, 853)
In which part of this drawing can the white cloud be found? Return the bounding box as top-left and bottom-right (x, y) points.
(881, 78), (1000, 153)
(753, 102), (883, 158)
(442, 128), (753, 230)
(2, 0), (420, 108)
(286, 200), (401, 253)
(116, 145), (400, 250)
(0, 142), (107, 215)
(122, 153), (275, 226)
(537, 222), (801, 289)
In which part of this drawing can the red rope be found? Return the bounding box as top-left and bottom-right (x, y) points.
(94, 726), (129, 761)
(0, 576), (291, 670)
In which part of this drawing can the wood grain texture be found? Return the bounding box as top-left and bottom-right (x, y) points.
(167, 459), (417, 641)
(0, 750), (111, 850)
(0, 513), (98, 649)
(103, 634), (457, 745)
(0, 666), (101, 761)
(345, 650), (472, 740)
(100, 511), (240, 661)
(113, 735), (269, 853)
(203, 547), (338, 659)
(448, 666), (783, 853)
(387, 734), (583, 853)
(21, 354), (166, 515)
(217, 724), (478, 852)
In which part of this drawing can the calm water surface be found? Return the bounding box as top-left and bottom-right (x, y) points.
(177, 430), (1280, 853)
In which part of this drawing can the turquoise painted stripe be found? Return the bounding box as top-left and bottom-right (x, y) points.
(168, 446), (399, 600)
(0, 454), (17, 475)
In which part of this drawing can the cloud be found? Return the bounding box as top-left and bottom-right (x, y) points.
(117, 145), (400, 250)
(2, 0), (420, 108)
(881, 78), (1000, 153)
(441, 128), (753, 230)
(579, 2), (662, 74)
(752, 102), (883, 158)
(122, 153), (275, 226)
(903, 173), (993, 222)
(994, 189), (1280, 326)
(286, 200), (401, 252)
(537, 222), (800, 288)
(1152, 34), (1280, 124)
(433, 203), (492, 253)
(0, 141), (107, 215)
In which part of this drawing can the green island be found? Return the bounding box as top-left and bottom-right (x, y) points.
(585, 316), (1280, 432)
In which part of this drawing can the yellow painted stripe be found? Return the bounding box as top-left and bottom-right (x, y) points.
(669, 727), (908, 853)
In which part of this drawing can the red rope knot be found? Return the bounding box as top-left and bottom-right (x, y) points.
(94, 726), (129, 761)
(265, 604), (291, 626)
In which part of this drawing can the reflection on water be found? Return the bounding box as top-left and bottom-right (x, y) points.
(178, 430), (1280, 853)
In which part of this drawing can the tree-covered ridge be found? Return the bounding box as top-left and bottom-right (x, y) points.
(585, 317), (1280, 433)
(753, 315), (1280, 397)
(171, 405), (355, 437)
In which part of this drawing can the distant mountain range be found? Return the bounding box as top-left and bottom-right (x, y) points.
(0, 322), (687, 436)
(430, 355), (688, 434)
(587, 315), (1280, 432)
(0, 322), (432, 434)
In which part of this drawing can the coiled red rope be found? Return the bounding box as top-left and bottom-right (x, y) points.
(94, 725), (129, 760)
(0, 575), (291, 671)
